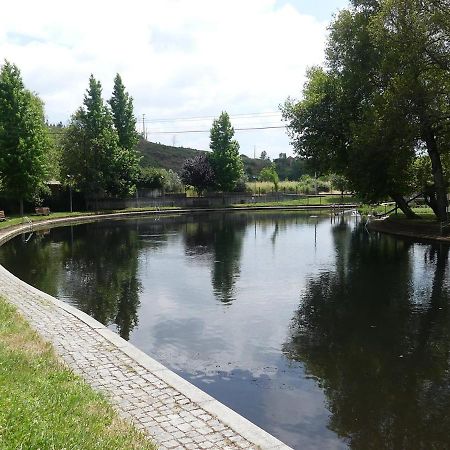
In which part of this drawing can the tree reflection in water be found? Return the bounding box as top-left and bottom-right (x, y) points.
(183, 213), (246, 304)
(283, 223), (450, 450)
(61, 222), (143, 340)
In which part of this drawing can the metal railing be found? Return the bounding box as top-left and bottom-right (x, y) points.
(22, 216), (33, 233)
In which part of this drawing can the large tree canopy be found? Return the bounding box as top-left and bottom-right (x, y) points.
(0, 61), (50, 214)
(282, 0), (450, 220)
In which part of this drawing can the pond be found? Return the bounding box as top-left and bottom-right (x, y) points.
(1, 211), (449, 450)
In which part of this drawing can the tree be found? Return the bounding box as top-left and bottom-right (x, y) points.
(329, 173), (349, 196)
(62, 75), (137, 203)
(0, 61), (50, 215)
(281, 2), (429, 219)
(108, 74), (141, 196)
(370, 0), (450, 220)
(209, 112), (244, 191)
(259, 164), (279, 191)
(109, 74), (139, 152)
(260, 150), (268, 160)
(180, 153), (215, 195)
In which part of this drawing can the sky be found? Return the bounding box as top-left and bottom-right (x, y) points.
(0, 0), (348, 159)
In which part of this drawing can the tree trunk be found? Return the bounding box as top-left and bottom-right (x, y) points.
(19, 198), (24, 216)
(390, 193), (419, 219)
(422, 125), (448, 222)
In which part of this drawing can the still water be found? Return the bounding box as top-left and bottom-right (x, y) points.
(1, 211), (449, 450)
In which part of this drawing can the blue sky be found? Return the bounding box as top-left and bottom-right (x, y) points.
(0, 0), (349, 159)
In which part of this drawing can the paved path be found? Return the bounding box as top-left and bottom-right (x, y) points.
(0, 221), (291, 450)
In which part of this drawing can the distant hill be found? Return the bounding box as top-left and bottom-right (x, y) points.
(137, 138), (270, 177)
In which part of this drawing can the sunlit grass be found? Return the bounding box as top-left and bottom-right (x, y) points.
(0, 297), (156, 450)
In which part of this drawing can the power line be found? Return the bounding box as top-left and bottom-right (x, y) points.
(30, 124), (287, 135)
(142, 111), (282, 123)
(148, 125), (286, 135)
(8, 122), (287, 135)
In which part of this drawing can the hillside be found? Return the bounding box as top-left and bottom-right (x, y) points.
(137, 138), (203, 172)
(136, 138), (271, 176)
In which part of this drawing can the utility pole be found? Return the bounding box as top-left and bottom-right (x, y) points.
(142, 114), (147, 140)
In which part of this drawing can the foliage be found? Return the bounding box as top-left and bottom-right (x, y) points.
(46, 124), (65, 181)
(231, 175), (249, 193)
(241, 153), (271, 178)
(61, 75), (138, 200)
(282, 0), (450, 220)
(273, 154), (306, 181)
(109, 74), (139, 152)
(137, 167), (165, 189)
(180, 153), (215, 195)
(328, 173), (350, 194)
(209, 112), (244, 191)
(137, 167), (183, 192)
(259, 165), (279, 191)
(0, 61), (51, 214)
(161, 169), (183, 192)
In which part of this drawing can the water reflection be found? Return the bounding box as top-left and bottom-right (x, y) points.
(283, 225), (450, 450)
(1, 222), (143, 340)
(0, 212), (449, 449)
(183, 213), (246, 303)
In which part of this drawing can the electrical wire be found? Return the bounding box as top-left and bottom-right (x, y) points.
(147, 125), (286, 134)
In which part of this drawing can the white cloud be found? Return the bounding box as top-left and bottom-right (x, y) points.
(0, 0), (330, 158)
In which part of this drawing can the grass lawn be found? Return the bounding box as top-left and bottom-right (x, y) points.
(0, 297), (156, 450)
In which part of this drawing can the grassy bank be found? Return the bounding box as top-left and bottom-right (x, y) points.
(0, 297), (155, 450)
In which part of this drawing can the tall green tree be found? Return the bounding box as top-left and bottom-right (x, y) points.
(371, 0), (450, 220)
(62, 75), (137, 202)
(0, 61), (50, 215)
(209, 112), (244, 191)
(283, 0), (450, 220)
(108, 74), (140, 196)
(109, 74), (139, 152)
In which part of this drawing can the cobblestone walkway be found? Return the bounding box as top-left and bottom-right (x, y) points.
(0, 223), (290, 450)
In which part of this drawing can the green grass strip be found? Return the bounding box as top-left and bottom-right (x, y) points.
(0, 297), (156, 450)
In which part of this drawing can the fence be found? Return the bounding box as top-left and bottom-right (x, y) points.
(85, 191), (354, 210)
